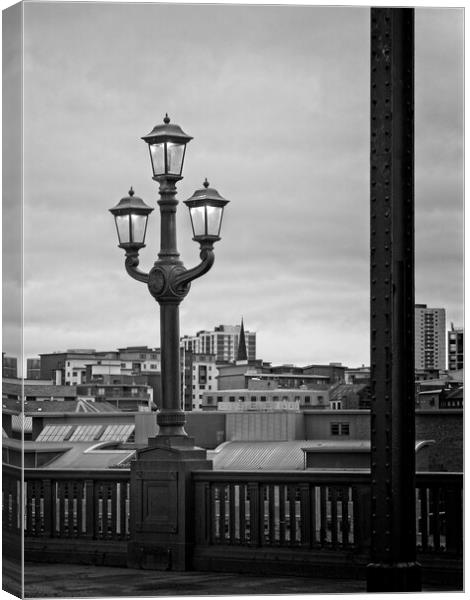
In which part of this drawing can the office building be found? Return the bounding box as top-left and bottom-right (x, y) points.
(414, 304), (446, 371)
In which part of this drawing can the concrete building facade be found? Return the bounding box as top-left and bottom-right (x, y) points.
(183, 351), (218, 411)
(181, 323), (256, 363)
(448, 324), (464, 371)
(414, 304), (446, 370)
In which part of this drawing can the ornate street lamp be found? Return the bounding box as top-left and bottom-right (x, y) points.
(185, 178), (229, 244)
(110, 115), (229, 439)
(109, 188), (153, 251)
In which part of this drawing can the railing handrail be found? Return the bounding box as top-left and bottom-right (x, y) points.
(3, 463), (131, 481)
(193, 470), (462, 486)
(4, 463), (463, 486)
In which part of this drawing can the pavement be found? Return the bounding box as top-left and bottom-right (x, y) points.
(2, 560), (462, 599)
(4, 560), (366, 598)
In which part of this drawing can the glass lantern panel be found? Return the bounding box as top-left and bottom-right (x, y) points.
(166, 143), (185, 175)
(130, 214), (148, 244)
(149, 143), (165, 176)
(206, 206), (223, 237)
(115, 215), (130, 244)
(189, 206), (207, 237)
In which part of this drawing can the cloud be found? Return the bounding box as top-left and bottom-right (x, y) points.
(3, 4), (462, 368)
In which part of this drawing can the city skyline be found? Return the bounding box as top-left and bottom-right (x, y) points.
(3, 4), (463, 372)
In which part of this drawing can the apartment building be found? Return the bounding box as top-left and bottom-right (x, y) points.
(183, 351), (218, 411)
(414, 304), (446, 371)
(181, 322), (256, 363)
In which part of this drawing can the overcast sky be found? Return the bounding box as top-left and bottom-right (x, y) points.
(2, 3), (464, 371)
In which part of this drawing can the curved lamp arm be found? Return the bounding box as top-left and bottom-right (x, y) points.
(175, 244), (215, 288)
(125, 253), (150, 284)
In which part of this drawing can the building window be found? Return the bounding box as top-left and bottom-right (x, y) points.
(260, 396), (266, 402)
(251, 396), (256, 402)
(331, 422), (349, 436)
(239, 396), (245, 402)
(304, 396), (311, 403)
(229, 397), (235, 402)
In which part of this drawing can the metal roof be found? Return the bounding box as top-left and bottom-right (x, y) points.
(209, 440), (435, 471)
(2, 382), (77, 398)
(3, 438), (135, 469)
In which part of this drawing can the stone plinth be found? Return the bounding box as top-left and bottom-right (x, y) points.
(127, 435), (212, 571)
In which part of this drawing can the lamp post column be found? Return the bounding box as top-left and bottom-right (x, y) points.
(152, 175), (187, 438)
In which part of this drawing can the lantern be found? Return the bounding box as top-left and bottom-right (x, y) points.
(184, 179), (229, 243)
(141, 114), (192, 179)
(109, 188), (153, 250)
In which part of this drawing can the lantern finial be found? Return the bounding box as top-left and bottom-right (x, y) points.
(129, 187), (135, 196)
(203, 178), (209, 188)
(164, 113), (170, 124)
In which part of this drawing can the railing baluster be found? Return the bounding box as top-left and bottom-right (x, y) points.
(75, 481), (84, 537)
(26, 481), (34, 535)
(219, 484), (226, 542)
(299, 483), (310, 547)
(84, 479), (94, 538)
(430, 486), (441, 550)
(67, 483), (75, 536)
(239, 483), (246, 544)
(42, 479), (52, 537)
(34, 481), (43, 536)
(210, 484), (218, 543)
(279, 484), (286, 545)
(419, 486), (428, 551)
(119, 482), (127, 539)
(57, 481), (66, 537)
(248, 482), (259, 546)
(233, 485), (240, 542)
(259, 483), (267, 545)
(288, 485), (297, 545)
(320, 485), (327, 546)
(268, 484), (275, 545)
(111, 482), (118, 539)
(228, 483), (235, 543)
(330, 486), (338, 547)
(340, 487), (350, 546)
(311, 485), (318, 547)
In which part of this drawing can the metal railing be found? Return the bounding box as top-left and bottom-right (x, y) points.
(3, 466), (462, 559)
(3, 465), (130, 541)
(192, 471), (463, 555)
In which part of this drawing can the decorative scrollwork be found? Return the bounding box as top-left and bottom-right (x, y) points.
(147, 263), (191, 303)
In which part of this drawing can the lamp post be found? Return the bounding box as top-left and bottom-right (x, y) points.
(110, 115), (229, 440)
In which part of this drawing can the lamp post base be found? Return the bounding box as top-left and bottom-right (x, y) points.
(127, 436), (212, 571)
(366, 561), (422, 592)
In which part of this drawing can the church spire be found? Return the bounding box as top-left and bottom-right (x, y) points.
(236, 317), (247, 361)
